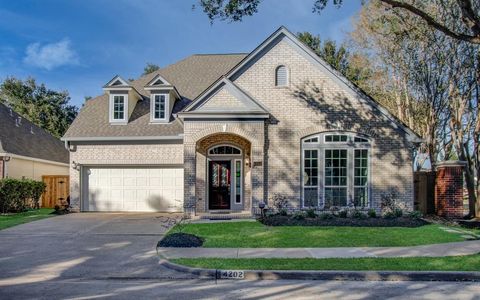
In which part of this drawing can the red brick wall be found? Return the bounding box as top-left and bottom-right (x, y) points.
(0, 160), (4, 179)
(435, 162), (465, 218)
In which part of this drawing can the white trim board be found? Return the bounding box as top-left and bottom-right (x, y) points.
(0, 152), (69, 167)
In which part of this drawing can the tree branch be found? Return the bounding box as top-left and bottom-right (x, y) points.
(379, 0), (480, 44)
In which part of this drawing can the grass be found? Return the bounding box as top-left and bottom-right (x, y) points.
(172, 255), (480, 271)
(0, 208), (55, 230)
(177, 221), (474, 248)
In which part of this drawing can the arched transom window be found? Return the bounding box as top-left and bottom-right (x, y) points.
(275, 65), (288, 86)
(208, 145), (242, 155)
(301, 132), (371, 209)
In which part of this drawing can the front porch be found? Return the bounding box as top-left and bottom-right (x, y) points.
(182, 123), (266, 217)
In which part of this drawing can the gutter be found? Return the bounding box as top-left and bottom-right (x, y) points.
(61, 135), (184, 142)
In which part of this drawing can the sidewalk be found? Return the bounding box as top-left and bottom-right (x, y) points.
(157, 240), (480, 259)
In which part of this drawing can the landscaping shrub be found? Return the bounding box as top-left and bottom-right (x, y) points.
(260, 214), (428, 227)
(381, 189), (405, 218)
(158, 233), (204, 248)
(351, 210), (367, 219)
(408, 210), (423, 219)
(319, 212), (334, 220)
(0, 179), (45, 213)
(338, 209), (348, 218)
(367, 209), (377, 218)
(291, 211), (306, 220)
(305, 208), (316, 218)
(270, 193), (289, 215)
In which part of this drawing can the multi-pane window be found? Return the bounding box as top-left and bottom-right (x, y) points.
(113, 95), (125, 120)
(153, 94), (166, 120)
(324, 149), (348, 208)
(354, 149), (369, 207)
(325, 134), (348, 142)
(303, 149), (319, 207)
(303, 137), (319, 143)
(235, 160), (242, 204)
(209, 145), (241, 155)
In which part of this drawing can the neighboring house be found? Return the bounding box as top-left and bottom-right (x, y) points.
(0, 103), (69, 181)
(63, 27), (421, 215)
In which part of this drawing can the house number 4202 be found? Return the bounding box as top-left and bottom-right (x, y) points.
(220, 270), (245, 279)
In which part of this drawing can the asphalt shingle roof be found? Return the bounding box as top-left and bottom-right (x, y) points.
(63, 54), (247, 139)
(0, 103), (69, 164)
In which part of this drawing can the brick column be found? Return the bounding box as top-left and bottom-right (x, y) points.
(183, 144), (197, 216)
(435, 161), (466, 218)
(0, 159), (4, 178)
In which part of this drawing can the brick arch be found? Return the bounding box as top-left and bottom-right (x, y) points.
(297, 126), (374, 141)
(190, 124), (260, 146)
(197, 133), (252, 156)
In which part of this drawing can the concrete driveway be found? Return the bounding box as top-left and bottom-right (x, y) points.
(0, 213), (191, 286)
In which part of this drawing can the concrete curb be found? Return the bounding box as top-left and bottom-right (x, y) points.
(159, 259), (480, 282)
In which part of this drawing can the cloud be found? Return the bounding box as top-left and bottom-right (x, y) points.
(24, 38), (78, 70)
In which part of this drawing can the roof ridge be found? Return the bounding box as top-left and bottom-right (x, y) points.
(191, 53), (248, 56)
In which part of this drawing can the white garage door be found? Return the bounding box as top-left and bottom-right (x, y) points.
(85, 167), (184, 212)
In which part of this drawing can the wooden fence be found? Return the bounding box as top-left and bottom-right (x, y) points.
(413, 171), (435, 215)
(41, 175), (70, 208)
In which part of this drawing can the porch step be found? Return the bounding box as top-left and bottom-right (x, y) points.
(197, 213), (254, 220)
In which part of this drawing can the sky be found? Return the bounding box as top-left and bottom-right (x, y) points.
(0, 0), (362, 107)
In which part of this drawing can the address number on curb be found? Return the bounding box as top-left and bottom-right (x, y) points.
(219, 270), (245, 279)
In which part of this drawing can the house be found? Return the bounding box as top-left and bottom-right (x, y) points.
(0, 102), (69, 181)
(62, 27), (421, 215)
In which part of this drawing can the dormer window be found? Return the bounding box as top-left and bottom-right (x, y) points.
(113, 96), (125, 119)
(275, 65), (288, 86)
(109, 94), (128, 123)
(151, 93), (169, 122)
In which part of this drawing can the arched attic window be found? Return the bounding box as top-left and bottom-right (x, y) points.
(275, 65), (288, 86)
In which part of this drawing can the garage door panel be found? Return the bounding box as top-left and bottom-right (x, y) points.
(86, 167), (183, 212)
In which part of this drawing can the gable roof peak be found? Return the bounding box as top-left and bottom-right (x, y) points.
(103, 75), (130, 88)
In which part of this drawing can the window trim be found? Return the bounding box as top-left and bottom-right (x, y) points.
(234, 159), (243, 204)
(275, 65), (289, 87)
(150, 93), (169, 123)
(300, 132), (371, 209)
(323, 148), (349, 209)
(109, 94), (128, 124)
(301, 148), (319, 207)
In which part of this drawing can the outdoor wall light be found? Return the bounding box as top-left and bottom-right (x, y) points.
(2, 156), (11, 162)
(71, 161), (80, 171)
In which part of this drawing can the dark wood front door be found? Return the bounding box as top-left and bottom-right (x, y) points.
(209, 160), (231, 210)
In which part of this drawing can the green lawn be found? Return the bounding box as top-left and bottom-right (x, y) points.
(172, 255), (480, 271)
(177, 221), (473, 248)
(0, 209), (55, 230)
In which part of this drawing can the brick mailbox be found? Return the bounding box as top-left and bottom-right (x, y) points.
(435, 161), (466, 218)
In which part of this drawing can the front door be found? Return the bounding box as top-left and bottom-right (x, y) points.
(209, 160), (231, 209)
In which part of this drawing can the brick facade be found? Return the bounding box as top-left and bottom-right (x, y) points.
(435, 161), (466, 218)
(0, 159), (4, 178)
(68, 32), (416, 214)
(185, 37), (415, 212)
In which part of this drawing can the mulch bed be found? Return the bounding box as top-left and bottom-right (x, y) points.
(158, 233), (204, 248)
(259, 215), (429, 227)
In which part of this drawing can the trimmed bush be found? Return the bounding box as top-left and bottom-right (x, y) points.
(367, 209), (377, 218)
(291, 211), (306, 220)
(0, 179), (46, 213)
(338, 210), (348, 218)
(305, 208), (317, 218)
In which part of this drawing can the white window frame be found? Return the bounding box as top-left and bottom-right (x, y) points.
(353, 148), (370, 207)
(275, 65), (289, 87)
(234, 159), (243, 204)
(151, 93), (169, 122)
(300, 132), (371, 209)
(301, 148), (319, 207)
(109, 94), (128, 124)
(323, 148), (349, 209)
(208, 145), (242, 156)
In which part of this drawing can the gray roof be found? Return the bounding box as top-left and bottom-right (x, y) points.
(0, 103), (69, 164)
(63, 54), (247, 139)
